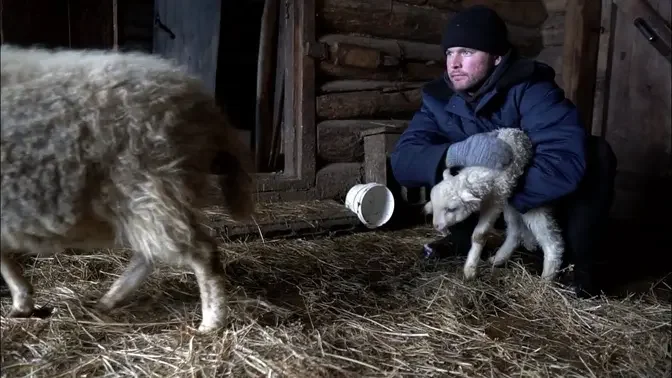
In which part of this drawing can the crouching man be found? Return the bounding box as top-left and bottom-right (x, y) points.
(389, 5), (617, 298)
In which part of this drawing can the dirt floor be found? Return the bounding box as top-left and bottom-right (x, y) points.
(1, 212), (670, 377)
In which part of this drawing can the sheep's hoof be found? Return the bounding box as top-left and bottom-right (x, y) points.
(463, 264), (478, 280)
(487, 255), (504, 267)
(8, 305), (35, 318)
(196, 304), (228, 334)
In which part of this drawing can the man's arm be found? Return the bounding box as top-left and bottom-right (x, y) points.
(509, 80), (587, 214)
(390, 93), (453, 188)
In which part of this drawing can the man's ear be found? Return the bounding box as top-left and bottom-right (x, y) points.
(442, 168), (453, 181)
(423, 200), (434, 215)
(460, 190), (481, 204)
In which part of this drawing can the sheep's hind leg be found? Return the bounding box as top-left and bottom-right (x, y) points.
(97, 252), (154, 311)
(186, 227), (228, 333)
(523, 209), (564, 281)
(488, 205), (524, 267)
(1, 254), (35, 317)
(464, 205), (502, 279)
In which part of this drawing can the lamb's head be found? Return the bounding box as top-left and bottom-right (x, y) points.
(423, 169), (484, 234)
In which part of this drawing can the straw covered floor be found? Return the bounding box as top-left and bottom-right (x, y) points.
(1, 202), (670, 377)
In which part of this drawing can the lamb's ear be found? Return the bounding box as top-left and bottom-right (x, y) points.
(460, 190), (481, 204)
(423, 200), (434, 215)
(442, 168), (452, 181)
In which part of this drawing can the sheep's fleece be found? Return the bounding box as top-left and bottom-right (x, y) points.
(1, 45), (256, 332)
(424, 128), (564, 281)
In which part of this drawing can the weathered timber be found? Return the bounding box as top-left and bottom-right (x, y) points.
(591, 0), (616, 136)
(360, 126), (427, 205)
(398, 0), (564, 28)
(613, 0), (672, 63)
(594, 0), (671, 222)
(318, 119), (410, 163)
(538, 10), (568, 50)
(205, 199), (359, 241)
(317, 0), (559, 56)
(361, 126), (406, 185)
(154, 0), (221, 95)
(318, 61), (445, 81)
(535, 45), (564, 79)
(326, 42), (401, 68)
(255, 0), (281, 171)
(315, 163), (363, 199)
(562, 0), (602, 130)
(319, 34), (444, 62)
(320, 80), (426, 93)
(316, 88), (423, 120)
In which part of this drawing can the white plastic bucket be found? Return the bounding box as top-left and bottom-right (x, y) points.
(344, 183), (395, 228)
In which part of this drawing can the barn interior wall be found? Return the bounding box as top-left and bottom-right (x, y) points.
(312, 0), (568, 200)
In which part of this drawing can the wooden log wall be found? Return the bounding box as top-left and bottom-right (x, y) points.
(314, 0), (568, 199)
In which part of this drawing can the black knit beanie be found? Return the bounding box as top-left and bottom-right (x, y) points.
(441, 5), (511, 56)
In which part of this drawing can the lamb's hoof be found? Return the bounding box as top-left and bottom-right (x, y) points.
(196, 305), (228, 334)
(196, 321), (225, 334)
(463, 264), (478, 280)
(95, 298), (115, 312)
(8, 305), (35, 318)
(487, 255), (506, 267)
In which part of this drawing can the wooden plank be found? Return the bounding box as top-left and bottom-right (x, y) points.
(561, 0), (603, 130)
(318, 34), (444, 62)
(255, 0), (281, 172)
(319, 80), (426, 93)
(613, 0), (672, 63)
(597, 0), (671, 222)
(153, 0), (221, 94)
(294, 0), (318, 183)
(204, 199), (360, 241)
(396, 0), (563, 28)
(316, 88), (422, 119)
(318, 60), (445, 81)
(591, 0), (617, 136)
(317, 119), (409, 163)
(315, 163), (363, 199)
(317, 0), (559, 56)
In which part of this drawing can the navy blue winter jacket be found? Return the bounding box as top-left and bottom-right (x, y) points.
(390, 54), (587, 214)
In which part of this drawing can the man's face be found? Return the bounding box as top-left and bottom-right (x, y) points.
(445, 47), (501, 92)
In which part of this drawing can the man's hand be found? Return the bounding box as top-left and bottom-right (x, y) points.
(445, 132), (513, 170)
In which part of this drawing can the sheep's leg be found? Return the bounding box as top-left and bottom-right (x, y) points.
(488, 205), (523, 267)
(464, 204), (502, 279)
(523, 209), (564, 281)
(97, 252), (154, 311)
(1, 254), (35, 317)
(185, 227), (228, 333)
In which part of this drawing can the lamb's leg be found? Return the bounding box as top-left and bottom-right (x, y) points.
(1, 254), (35, 317)
(488, 204), (523, 267)
(185, 227), (228, 333)
(523, 209), (564, 281)
(97, 252), (154, 311)
(464, 204), (502, 279)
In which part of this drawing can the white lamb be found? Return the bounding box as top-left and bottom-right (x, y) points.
(423, 128), (564, 281)
(1, 45), (256, 332)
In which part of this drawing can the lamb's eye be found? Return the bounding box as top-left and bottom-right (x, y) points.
(445, 207), (457, 212)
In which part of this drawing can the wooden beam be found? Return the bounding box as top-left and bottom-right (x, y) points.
(613, 0), (672, 63)
(153, 0), (221, 94)
(561, 0), (603, 131)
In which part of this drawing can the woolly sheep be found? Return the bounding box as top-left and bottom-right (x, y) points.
(0, 45), (256, 333)
(423, 128), (564, 281)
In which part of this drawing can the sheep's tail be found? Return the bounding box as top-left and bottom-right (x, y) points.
(211, 115), (257, 222)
